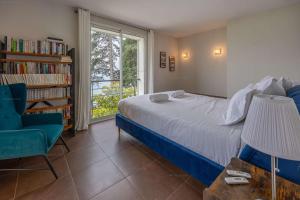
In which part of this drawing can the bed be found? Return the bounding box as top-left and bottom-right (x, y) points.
(116, 91), (300, 186)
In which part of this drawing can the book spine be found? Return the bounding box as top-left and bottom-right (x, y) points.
(4, 36), (7, 51)
(49, 41), (53, 55)
(16, 39), (19, 52)
(11, 38), (15, 52)
(7, 36), (11, 51)
(19, 39), (23, 52)
(37, 40), (41, 54)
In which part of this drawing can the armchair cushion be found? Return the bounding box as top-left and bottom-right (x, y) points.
(0, 129), (48, 160)
(23, 124), (64, 151)
(0, 85), (22, 130)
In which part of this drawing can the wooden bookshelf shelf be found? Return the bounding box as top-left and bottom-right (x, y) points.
(0, 59), (72, 64)
(0, 51), (61, 58)
(26, 84), (71, 89)
(26, 104), (72, 113)
(27, 96), (71, 103)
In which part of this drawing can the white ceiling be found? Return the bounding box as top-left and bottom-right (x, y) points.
(53, 0), (299, 37)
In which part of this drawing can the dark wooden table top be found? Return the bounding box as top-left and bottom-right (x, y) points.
(203, 158), (300, 200)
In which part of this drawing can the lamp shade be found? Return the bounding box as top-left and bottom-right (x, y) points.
(241, 94), (300, 161)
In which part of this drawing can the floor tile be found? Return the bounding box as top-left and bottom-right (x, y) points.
(48, 145), (67, 158)
(166, 183), (203, 200)
(155, 158), (189, 181)
(91, 179), (144, 200)
(90, 125), (119, 143)
(0, 173), (18, 200)
(16, 175), (78, 200)
(66, 144), (107, 174)
(110, 146), (153, 177)
(97, 136), (133, 156)
(127, 161), (183, 200)
(15, 156), (69, 198)
(186, 176), (207, 193)
(64, 132), (96, 151)
(20, 155), (69, 178)
(0, 119), (208, 199)
(73, 158), (125, 200)
(0, 159), (19, 176)
(15, 170), (56, 198)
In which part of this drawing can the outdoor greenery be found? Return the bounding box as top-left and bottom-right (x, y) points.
(91, 29), (138, 119)
(92, 83), (135, 118)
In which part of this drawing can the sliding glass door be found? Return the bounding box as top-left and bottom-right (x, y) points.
(90, 26), (145, 122)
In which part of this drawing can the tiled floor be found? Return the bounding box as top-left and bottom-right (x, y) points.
(0, 119), (205, 200)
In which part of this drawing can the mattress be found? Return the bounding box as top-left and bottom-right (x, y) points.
(118, 92), (244, 166)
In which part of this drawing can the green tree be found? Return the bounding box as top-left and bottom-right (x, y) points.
(90, 31), (138, 119)
(92, 82), (134, 118)
(91, 30), (120, 81)
(122, 38), (137, 88)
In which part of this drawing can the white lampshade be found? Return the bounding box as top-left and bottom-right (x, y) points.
(241, 94), (300, 161)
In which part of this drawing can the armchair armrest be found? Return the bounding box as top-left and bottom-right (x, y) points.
(0, 129), (48, 160)
(22, 113), (63, 126)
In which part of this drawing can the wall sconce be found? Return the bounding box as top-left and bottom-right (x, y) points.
(182, 51), (190, 60)
(213, 48), (222, 56)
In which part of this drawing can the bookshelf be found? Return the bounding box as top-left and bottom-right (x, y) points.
(26, 84), (71, 89)
(27, 96), (71, 103)
(0, 50), (61, 57)
(0, 59), (72, 64)
(0, 36), (76, 134)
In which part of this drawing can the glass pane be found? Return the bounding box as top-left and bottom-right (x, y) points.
(91, 81), (120, 119)
(91, 29), (120, 81)
(91, 28), (121, 120)
(122, 35), (144, 98)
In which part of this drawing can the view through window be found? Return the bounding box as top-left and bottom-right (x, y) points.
(90, 27), (145, 121)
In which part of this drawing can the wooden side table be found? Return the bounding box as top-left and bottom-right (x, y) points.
(203, 158), (300, 200)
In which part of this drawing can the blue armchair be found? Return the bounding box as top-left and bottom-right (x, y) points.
(0, 83), (70, 179)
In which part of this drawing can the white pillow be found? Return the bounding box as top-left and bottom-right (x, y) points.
(255, 76), (285, 96)
(278, 77), (293, 91)
(223, 84), (256, 125)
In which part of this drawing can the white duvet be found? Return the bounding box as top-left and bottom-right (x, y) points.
(118, 92), (244, 166)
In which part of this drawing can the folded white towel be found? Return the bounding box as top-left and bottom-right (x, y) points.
(149, 93), (169, 102)
(171, 90), (185, 98)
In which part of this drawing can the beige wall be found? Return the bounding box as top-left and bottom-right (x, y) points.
(0, 0), (79, 111)
(1, 1), (299, 98)
(153, 32), (180, 92)
(0, 0), (77, 50)
(227, 3), (300, 96)
(178, 28), (227, 97)
(0, 0), (180, 94)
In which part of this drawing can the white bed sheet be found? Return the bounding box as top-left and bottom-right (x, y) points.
(118, 92), (244, 166)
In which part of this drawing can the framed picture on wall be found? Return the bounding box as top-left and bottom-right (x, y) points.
(160, 52), (167, 68)
(169, 56), (175, 71)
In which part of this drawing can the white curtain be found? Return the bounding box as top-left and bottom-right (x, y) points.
(76, 8), (91, 130)
(147, 30), (155, 94)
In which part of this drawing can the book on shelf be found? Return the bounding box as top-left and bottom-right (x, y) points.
(1, 62), (70, 74)
(0, 37), (75, 132)
(0, 74), (71, 85)
(27, 88), (70, 100)
(60, 56), (72, 63)
(2, 36), (68, 55)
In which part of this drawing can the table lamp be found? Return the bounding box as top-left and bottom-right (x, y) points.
(241, 94), (300, 200)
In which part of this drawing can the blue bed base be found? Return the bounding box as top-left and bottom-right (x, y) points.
(116, 113), (300, 186)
